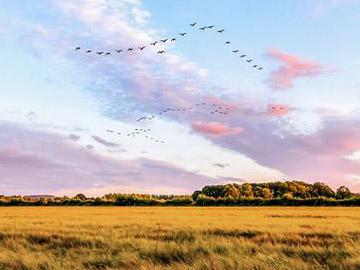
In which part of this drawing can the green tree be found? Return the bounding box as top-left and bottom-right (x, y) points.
(191, 190), (202, 201)
(201, 185), (226, 198)
(311, 182), (335, 198)
(336, 186), (352, 199)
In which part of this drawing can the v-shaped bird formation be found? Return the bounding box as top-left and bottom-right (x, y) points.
(75, 21), (264, 71)
(136, 102), (231, 123)
(106, 128), (165, 144)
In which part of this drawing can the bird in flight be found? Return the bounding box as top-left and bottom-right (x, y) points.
(179, 32), (187, 36)
(128, 48), (133, 51)
(96, 52), (104, 55)
(246, 59), (253, 63)
(157, 50), (165, 54)
(253, 65), (258, 68)
(160, 39), (168, 43)
(150, 41), (158, 46)
(225, 41), (231, 44)
(170, 38), (176, 42)
(105, 52), (111, 56)
(139, 46), (146, 50)
(258, 67), (263, 70)
(136, 117), (147, 122)
(240, 54), (247, 58)
(217, 29), (225, 33)
(85, 50), (91, 53)
(116, 50), (122, 53)
(199, 26), (207, 30)
(206, 25), (215, 29)
(190, 22), (197, 26)
(75, 47), (81, 50)
(232, 50), (239, 53)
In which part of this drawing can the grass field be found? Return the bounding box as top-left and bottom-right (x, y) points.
(0, 207), (359, 270)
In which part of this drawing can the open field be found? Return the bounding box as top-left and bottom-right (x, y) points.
(0, 207), (359, 270)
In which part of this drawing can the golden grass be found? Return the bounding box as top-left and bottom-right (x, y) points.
(0, 207), (359, 269)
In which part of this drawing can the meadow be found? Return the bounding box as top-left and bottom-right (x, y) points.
(0, 207), (359, 270)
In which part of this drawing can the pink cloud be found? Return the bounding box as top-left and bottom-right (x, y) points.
(267, 104), (290, 116)
(192, 121), (244, 136)
(267, 48), (324, 90)
(0, 122), (217, 195)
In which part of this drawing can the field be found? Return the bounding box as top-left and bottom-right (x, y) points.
(0, 207), (359, 270)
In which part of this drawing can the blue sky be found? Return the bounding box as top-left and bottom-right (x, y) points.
(0, 0), (359, 195)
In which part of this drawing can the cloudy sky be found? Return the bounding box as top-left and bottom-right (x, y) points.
(0, 0), (359, 196)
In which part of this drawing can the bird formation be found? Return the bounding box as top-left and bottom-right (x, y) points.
(75, 21), (263, 71)
(101, 22), (265, 147)
(106, 128), (165, 144)
(136, 101), (231, 123)
(105, 101), (231, 144)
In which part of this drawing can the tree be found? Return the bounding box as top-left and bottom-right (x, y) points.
(224, 184), (241, 198)
(240, 183), (254, 199)
(74, 193), (87, 200)
(311, 182), (335, 198)
(191, 190), (202, 201)
(260, 187), (273, 199)
(201, 185), (226, 198)
(336, 186), (352, 199)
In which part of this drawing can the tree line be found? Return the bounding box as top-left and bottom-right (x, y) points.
(1, 181), (359, 206)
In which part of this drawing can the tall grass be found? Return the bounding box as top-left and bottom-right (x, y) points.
(0, 207), (359, 269)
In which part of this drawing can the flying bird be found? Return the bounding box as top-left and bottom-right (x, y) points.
(253, 65), (258, 68)
(75, 47), (81, 50)
(258, 67), (263, 70)
(139, 46), (146, 50)
(246, 59), (253, 63)
(116, 50), (122, 53)
(105, 52), (111, 56)
(190, 22), (197, 26)
(232, 50), (239, 53)
(225, 41), (231, 44)
(199, 26), (207, 30)
(157, 50), (165, 54)
(85, 50), (92, 53)
(170, 38), (176, 42)
(206, 25), (215, 29)
(217, 29), (225, 33)
(179, 32), (187, 36)
(136, 117), (147, 122)
(127, 48), (133, 51)
(160, 39), (168, 43)
(96, 52), (104, 55)
(150, 41), (158, 46)
(240, 54), (247, 58)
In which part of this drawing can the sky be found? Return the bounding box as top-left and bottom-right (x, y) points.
(0, 0), (360, 196)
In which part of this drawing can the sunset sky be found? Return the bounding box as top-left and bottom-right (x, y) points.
(0, 0), (359, 196)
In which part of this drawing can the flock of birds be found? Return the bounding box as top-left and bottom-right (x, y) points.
(106, 128), (165, 144)
(79, 22), (264, 146)
(75, 22), (264, 70)
(104, 100), (233, 144)
(136, 102), (231, 123)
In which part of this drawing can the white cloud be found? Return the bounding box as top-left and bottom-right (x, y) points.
(131, 7), (151, 24)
